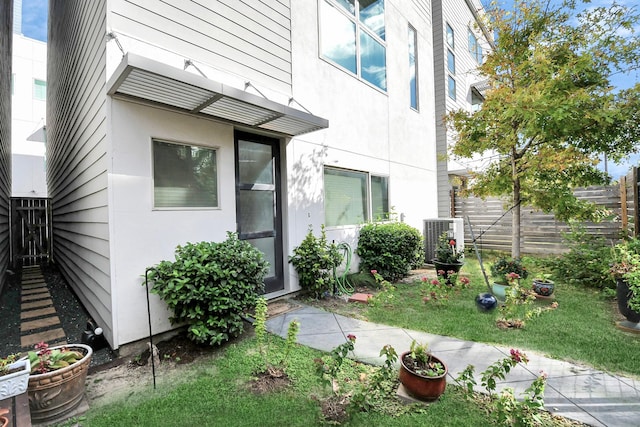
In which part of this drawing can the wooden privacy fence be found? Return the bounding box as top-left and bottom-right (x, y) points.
(10, 198), (52, 266)
(453, 167), (640, 254)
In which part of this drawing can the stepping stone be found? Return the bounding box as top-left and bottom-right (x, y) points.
(21, 328), (66, 348)
(21, 282), (47, 291)
(21, 299), (53, 310)
(21, 306), (57, 319)
(22, 291), (51, 302)
(21, 316), (61, 332)
(22, 287), (49, 295)
(348, 293), (374, 304)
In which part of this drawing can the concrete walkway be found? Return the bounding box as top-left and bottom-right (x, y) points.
(266, 303), (640, 427)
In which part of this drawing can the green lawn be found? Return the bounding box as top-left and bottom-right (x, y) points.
(365, 256), (640, 377)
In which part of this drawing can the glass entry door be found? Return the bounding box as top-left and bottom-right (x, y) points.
(235, 132), (283, 294)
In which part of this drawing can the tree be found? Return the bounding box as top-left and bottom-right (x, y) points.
(448, 0), (640, 257)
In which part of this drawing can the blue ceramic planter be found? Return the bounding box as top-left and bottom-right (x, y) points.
(475, 293), (498, 312)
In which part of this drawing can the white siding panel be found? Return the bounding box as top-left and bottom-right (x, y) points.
(110, 0), (292, 92)
(48, 1), (113, 344)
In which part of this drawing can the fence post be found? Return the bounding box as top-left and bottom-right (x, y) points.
(634, 167), (639, 238)
(621, 176), (628, 234)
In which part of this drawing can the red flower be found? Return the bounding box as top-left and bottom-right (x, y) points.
(449, 240), (456, 246)
(509, 349), (528, 363)
(370, 269), (377, 275)
(460, 277), (470, 285)
(347, 334), (357, 342)
(431, 279), (440, 285)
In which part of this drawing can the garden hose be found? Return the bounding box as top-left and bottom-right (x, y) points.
(333, 242), (355, 295)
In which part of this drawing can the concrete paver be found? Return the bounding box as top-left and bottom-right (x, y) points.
(266, 302), (640, 427)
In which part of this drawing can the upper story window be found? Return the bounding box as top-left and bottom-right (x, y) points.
(153, 139), (218, 209)
(468, 29), (483, 64)
(409, 25), (418, 110)
(447, 50), (456, 74)
(446, 23), (455, 49)
(33, 79), (46, 100)
(448, 76), (456, 101)
(320, 0), (387, 91)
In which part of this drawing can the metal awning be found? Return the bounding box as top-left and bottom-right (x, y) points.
(471, 79), (491, 99)
(107, 53), (329, 136)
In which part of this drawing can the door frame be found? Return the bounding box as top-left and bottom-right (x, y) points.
(234, 131), (284, 294)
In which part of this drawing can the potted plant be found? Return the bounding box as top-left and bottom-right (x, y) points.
(24, 342), (93, 424)
(610, 240), (640, 325)
(0, 354), (30, 400)
(432, 232), (464, 279)
(532, 274), (555, 297)
(398, 340), (447, 401)
(490, 257), (528, 301)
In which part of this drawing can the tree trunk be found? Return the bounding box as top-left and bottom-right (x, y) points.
(512, 149), (521, 258)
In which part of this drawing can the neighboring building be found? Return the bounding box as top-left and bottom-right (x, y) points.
(47, 0), (482, 350)
(11, 32), (47, 197)
(432, 0), (491, 205)
(0, 0), (13, 295)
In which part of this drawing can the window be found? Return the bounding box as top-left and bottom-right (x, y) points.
(468, 29), (483, 64)
(324, 167), (389, 226)
(33, 79), (46, 100)
(408, 25), (418, 110)
(447, 49), (455, 74)
(448, 76), (456, 100)
(446, 23), (454, 49)
(320, 0), (387, 91)
(153, 140), (218, 208)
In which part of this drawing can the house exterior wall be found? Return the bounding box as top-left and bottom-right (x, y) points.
(0, 0), (12, 293)
(108, 100), (238, 345)
(11, 33), (47, 197)
(47, 1), (113, 342)
(287, 0), (438, 261)
(432, 0), (488, 214)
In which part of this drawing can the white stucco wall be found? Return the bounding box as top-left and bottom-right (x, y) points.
(108, 100), (238, 345)
(11, 33), (47, 197)
(287, 0), (439, 271)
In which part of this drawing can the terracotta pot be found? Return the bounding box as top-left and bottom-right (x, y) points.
(617, 278), (640, 323)
(26, 344), (93, 424)
(399, 352), (447, 401)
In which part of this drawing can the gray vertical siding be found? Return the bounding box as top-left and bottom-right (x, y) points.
(110, 0), (292, 93)
(47, 1), (113, 343)
(431, 0), (451, 217)
(0, 0), (12, 293)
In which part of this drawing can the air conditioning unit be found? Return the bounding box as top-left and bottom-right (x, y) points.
(423, 218), (464, 264)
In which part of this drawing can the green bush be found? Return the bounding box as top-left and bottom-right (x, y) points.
(357, 222), (424, 282)
(289, 225), (343, 298)
(545, 224), (615, 289)
(147, 232), (268, 346)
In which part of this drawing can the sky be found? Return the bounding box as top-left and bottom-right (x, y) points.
(16, 0), (640, 178)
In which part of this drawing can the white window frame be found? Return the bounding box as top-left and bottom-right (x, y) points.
(409, 24), (419, 111)
(33, 78), (46, 100)
(152, 139), (220, 210)
(323, 166), (390, 227)
(319, 0), (387, 92)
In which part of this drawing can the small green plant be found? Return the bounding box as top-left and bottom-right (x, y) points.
(349, 344), (399, 412)
(28, 342), (84, 374)
(434, 232), (464, 264)
(0, 354), (19, 376)
(403, 340), (445, 377)
(357, 221), (424, 281)
(456, 349), (547, 427)
(147, 232), (268, 346)
(421, 272), (470, 304)
(367, 270), (396, 307)
(289, 225), (343, 298)
(610, 238), (640, 312)
(490, 257), (528, 284)
(253, 297), (300, 374)
(314, 334), (356, 391)
(497, 273), (559, 329)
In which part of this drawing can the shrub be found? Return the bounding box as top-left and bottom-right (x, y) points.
(490, 257), (529, 284)
(289, 225), (343, 298)
(147, 232), (268, 346)
(544, 224), (615, 289)
(357, 222), (423, 282)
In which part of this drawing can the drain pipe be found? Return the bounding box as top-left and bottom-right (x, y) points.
(144, 268), (157, 390)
